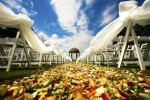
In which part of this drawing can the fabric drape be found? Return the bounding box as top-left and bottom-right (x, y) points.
(77, 0), (150, 61)
(0, 3), (54, 53)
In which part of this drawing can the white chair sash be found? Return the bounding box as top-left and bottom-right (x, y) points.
(0, 3), (56, 53)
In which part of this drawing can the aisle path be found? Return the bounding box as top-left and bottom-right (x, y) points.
(0, 63), (150, 100)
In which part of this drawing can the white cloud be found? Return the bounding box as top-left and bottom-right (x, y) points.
(52, 34), (58, 38)
(37, 31), (49, 41)
(35, 28), (94, 53)
(16, 0), (23, 3)
(51, 0), (82, 34)
(2, 0), (37, 16)
(45, 33), (93, 53)
(77, 10), (88, 27)
(85, 0), (98, 9)
(85, 0), (94, 6)
(100, 4), (117, 26)
(31, 1), (34, 7)
(20, 7), (30, 15)
(50, 0), (94, 53)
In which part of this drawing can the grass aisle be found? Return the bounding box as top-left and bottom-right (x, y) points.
(0, 63), (150, 100)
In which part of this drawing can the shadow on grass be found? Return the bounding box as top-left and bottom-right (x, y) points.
(96, 63), (150, 76)
(0, 64), (57, 83)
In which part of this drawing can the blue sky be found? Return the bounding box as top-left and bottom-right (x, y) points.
(0, 0), (144, 53)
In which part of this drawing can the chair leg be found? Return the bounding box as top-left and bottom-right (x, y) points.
(131, 27), (146, 70)
(105, 48), (109, 66)
(39, 53), (42, 67)
(118, 21), (132, 68)
(49, 54), (52, 65)
(20, 33), (31, 68)
(143, 43), (150, 61)
(6, 32), (20, 72)
(0, 47), (8, 65)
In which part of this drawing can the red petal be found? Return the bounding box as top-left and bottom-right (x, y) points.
(71, 87), (80, 92)
(146, 81), (150, 86)
(139, 74), (145, 78)
(86, 91), (95, 97)
(139, 80), (146, 83)
(89, 87), (95, 92)
(4, 90), (13, 96)
(50, 81), (55, 86)
(65, 83), (71, 87)
(101, 93), (110, 100)
(83, 82), (89, 87)
(32, 79), (38, 83)
(118, 90), (128, 98)
(127, 81), (134, 86)
(45, 94), (51, 97)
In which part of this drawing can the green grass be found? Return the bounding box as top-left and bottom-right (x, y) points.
(97, 64), (150, 76)
(0, 64), (56, 83)
(120, 65), (150, 76)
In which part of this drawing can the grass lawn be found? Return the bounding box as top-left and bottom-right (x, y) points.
(0, 63), (150, 84)
(0, 64), (56, 83)
(100, 64), (150, 76)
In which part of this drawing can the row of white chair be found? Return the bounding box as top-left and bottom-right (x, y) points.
(0, 31), (69, 72)
(80, 35), (150, 70)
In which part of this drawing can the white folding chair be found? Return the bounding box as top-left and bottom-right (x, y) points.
(118, 21), (150, 70)
(0, 30), (31, 72)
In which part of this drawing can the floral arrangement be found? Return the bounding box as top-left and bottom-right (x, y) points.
(0, 63), (150, 100)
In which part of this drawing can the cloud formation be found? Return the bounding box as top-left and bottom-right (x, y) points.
(100, 4), (117, 26)
(44, 33), (93, 53)
(2, 0), (37, 16)
(50, 0), (82, 34)
(37, 31), (49, 41)
(49, 0), (94, 52)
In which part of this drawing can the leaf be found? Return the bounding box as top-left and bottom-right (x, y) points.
(12, 89), (19, 97)
(139, 93), (150, 100)
(19, 87), (24, 94)
(46, 95), (56, 100)
(43, 80), (50, 86)
(72, 80), (80, 85)
(74, 92), (86, 100)
(0, 85), (7, 97)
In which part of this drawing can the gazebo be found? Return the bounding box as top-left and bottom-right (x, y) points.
(69, 47), (80, 61)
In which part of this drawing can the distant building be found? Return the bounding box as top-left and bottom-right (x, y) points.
(69, 47), (80, 61)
